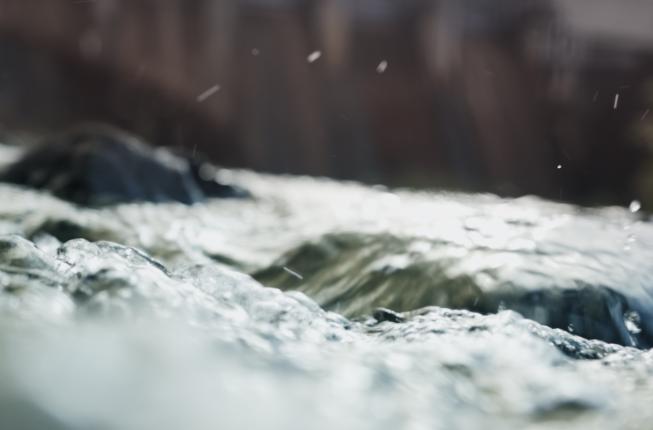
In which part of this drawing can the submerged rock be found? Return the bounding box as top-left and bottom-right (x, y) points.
(0, 125), (248, 205)
(372, 307), (406, 323)
(256, 232), (653, 348)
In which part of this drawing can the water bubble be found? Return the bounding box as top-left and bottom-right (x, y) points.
(624, 310), (642, 335)
(307, 51), (322, 63)
(376, 61), (388, 74)
(629, 200), (641, 213)
(251, 48), (260, 56)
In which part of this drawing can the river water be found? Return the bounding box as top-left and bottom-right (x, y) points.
(1, 153), (653, 429)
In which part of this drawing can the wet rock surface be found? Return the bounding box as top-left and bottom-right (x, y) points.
(1, 162), (653, 429)
(0, 125), (248, 205)
(255, 232), (653, 348)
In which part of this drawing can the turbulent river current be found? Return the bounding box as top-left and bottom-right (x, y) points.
(1, 144), (653, 429)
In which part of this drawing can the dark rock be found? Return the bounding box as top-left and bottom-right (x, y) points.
(0, 124), (248, 205)
(373, 308), (406, 324)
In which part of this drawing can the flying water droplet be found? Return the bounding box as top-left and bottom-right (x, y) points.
(196, 85), (221, 103)
(629, 200), (641, 213)
(282, 266), (304, 280)
(376, 61), (388, 74)
(307, 51), (322, 63)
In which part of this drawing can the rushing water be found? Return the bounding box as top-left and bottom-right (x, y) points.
(1, 145), (653, 429)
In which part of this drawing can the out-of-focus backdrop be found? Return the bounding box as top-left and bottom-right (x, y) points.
(0, 0), (652, 205)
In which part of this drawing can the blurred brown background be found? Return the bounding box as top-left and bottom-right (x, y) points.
(0, 0), (652, 205)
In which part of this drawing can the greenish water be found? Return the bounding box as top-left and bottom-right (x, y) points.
(1, 154), (653, 429)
